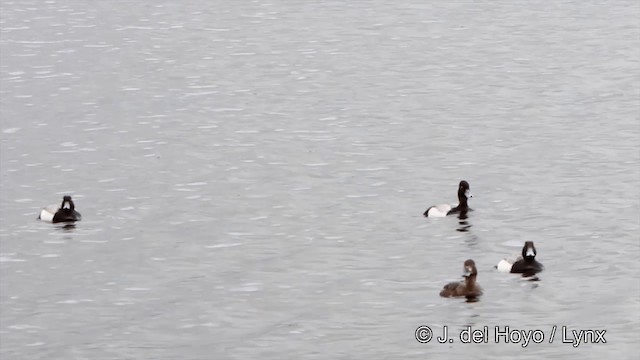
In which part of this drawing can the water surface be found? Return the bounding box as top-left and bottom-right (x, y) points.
(1, 1), (639, 359)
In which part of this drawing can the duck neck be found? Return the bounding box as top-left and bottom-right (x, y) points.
(62, 199), (75, 211)
(457, 194), (468, 209)
(465, 274), (477, 289)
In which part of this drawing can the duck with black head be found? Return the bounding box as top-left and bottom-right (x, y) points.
(38, 195), (82, 223)
(497, 241), (544, 277)
(424, 180), (472, 217)
(440, 259), (483, 300)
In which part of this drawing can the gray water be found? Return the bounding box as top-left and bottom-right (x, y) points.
(1, 1), (639, 359)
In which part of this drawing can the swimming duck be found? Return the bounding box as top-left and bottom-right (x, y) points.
(497, 241), (544, 277)
(424, 180), (472, 217)
(440, 259), (483, 299)
(38, 195), (82, 223)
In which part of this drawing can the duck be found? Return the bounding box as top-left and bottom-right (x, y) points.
(496, 241), (544, 277)
(440, 259), (483, 299)
(424, 180), (472, 217)
(38, 195), (82, 223)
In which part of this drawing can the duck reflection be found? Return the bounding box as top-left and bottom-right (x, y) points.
(456, 211), (471, 232)
(59, 223), (77, 231)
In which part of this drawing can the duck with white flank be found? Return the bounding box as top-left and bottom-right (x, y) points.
(38, 196), (82, 223)
(424, 180), (472, 217)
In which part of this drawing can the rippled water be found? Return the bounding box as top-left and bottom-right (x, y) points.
(1, 1), (639, 359)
